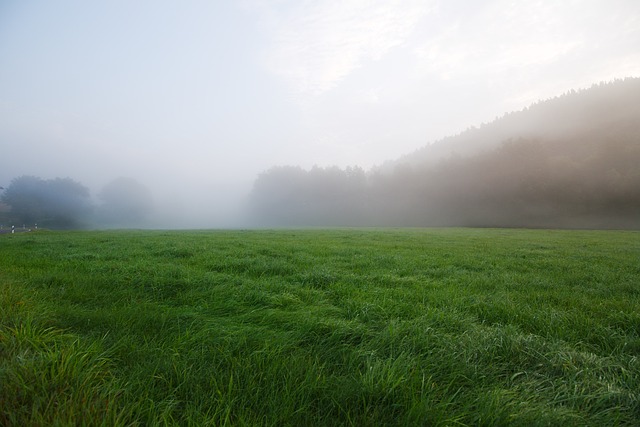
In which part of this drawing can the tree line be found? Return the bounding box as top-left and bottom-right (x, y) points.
(0, 176), (153, 229)
(248, 79), (640, 229)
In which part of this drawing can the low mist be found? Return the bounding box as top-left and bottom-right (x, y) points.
(0, 174), (253, 230)
(2, 79), (640, 230)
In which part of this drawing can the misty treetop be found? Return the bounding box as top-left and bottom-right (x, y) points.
(0, 176), (154, 229)
(250, 165), (369, 226)
(97, 177), (154, 227)
(248, 78), (640, 229)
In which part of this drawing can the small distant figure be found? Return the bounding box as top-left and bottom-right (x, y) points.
(12, 225), (15, 234)
(35, 223), (38, 230)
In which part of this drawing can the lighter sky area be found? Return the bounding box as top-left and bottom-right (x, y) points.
(1, 0), (639, 225)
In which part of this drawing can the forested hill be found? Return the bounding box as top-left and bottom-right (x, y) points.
(391, 77), (640, 169)
(248, 78), (640, 228)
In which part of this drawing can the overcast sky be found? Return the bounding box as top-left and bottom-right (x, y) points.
(1, 0), (639, 225)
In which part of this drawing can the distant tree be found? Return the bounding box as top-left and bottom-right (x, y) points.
(97, 177), (154, 227)
(247, 165), (372, 226)
(1, 176), (45, 225)
(45, 178), (93, 228)
(248, 166), (307, 225)
(0, 175), (92, 228)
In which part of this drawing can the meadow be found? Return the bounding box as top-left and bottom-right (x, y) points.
(1, 228), (639, 426)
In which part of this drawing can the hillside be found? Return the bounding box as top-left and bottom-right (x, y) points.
(391, 77), (640, 169)
(248, 78), (640, 228)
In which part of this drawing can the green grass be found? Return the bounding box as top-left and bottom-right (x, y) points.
(1, 228), (639, 425)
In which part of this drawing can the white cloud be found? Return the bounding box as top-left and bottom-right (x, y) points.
(255, 0), (431, 97)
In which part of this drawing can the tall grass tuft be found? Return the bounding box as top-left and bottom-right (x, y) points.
(0, 283), (132, 426)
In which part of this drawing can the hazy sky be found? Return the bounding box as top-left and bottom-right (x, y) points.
(1, 0), (639, 225)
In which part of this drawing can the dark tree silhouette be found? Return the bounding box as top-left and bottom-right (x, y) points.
(0, 175), (92, 228)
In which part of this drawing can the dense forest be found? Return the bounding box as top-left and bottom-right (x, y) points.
(248, 78), (640, 228)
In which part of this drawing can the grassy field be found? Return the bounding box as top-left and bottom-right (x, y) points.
(1, 228), (639, 426)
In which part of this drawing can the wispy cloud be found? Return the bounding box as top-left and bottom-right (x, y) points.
(415, 1), (583, 79)
(253, 0), (431, 97)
